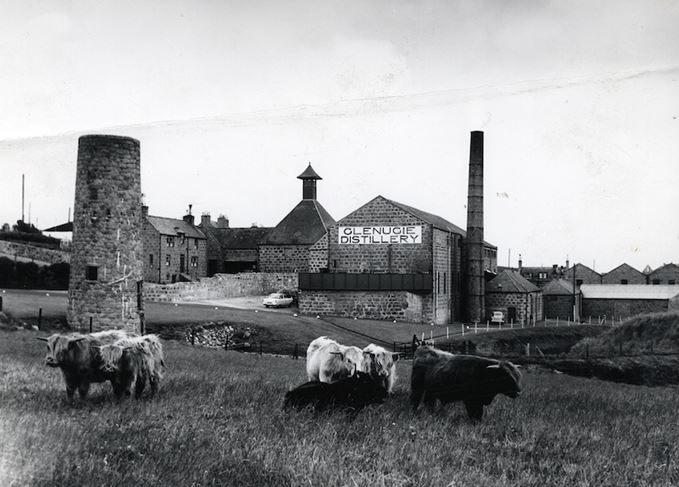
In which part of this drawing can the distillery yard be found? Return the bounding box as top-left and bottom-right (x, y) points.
(2, 328), (679, 486)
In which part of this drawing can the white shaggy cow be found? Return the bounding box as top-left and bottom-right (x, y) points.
(98, 334), (165, 399)
(363, 343), (399, 394)
(306, 336), (369, 383)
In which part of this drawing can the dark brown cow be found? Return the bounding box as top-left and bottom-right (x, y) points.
(98, 335), (165, 399)
(411, 345), (521, 420)
(38, 330), (131, 400)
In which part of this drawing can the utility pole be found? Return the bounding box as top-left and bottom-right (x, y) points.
(21, 174), (25, 222)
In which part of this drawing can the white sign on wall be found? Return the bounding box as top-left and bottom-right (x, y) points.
(338, 226), (422, 244)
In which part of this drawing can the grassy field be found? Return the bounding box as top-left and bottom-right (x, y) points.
(2, 331), (678, 486)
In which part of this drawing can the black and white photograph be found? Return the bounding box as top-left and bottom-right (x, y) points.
(1, 1), (678, 485)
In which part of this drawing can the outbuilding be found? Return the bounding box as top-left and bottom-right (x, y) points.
(581, 284), (679, 319)
(485, 270), (543, 325)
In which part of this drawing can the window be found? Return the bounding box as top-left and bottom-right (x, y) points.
(166, 254), (171, 266)
(190, 256), (198, 267)
(193, 238), (199, 249)
(437, 272), (441, 293)
(620, 279), (628, 285)
(179, 234), (185, 245)
(166, 236), (175, 247)
(652, 279), (660, 285)
(149, 254), (154, 266)
(443, 272), (447, 294)
(538, 272), (547, 279)
(86, 266), (98, 281)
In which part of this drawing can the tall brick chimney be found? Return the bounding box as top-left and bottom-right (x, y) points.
(466, 131), (484, 323)
(201, 213), (211, 227)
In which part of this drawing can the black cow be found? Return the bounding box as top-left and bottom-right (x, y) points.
(284, 371), (388, 412)
(410, 346), (521, 420)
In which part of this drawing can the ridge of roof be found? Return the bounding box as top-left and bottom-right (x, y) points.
(263, 199), (336, 245)
(384, 197), (497, 249)
(146, 215), (206, 239)
(487, 270), (541, 293)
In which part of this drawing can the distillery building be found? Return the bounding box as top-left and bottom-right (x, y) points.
(298, 131), (498, 324)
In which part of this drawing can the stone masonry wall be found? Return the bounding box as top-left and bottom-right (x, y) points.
(327, 197), (432, 274)
(0, 240), (70, 265)
(432, 228), (453, 325)
(308, 234), (329, 273)
(299, 290), (431, 323)
(144, 272), (298, 302)
(485, 291), (543, 324)
(68, 135), (144, 333)
(259, 245), (309, 272)
(649, 264), (679, 285)
(583, 298), (668, 319)
(602, 264), (647, 285)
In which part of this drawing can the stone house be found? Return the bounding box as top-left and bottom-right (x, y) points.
(542, 279), (581, 320)
(142, 206), (207, 284)
(601, 263), (647, 285)
(298, 195), (497, 324)
(259, 164), (336, 273)
(648, 263), (679, 285)
(563, 263), (602, 287)
(485, 270), (543, 324)
(200, 213), (271, 275)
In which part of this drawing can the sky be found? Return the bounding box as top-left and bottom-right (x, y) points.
(1, 0), (678, 273)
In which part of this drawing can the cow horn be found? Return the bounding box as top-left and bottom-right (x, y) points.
(486, 364), (501, 369)
(36, 337), (49, 342)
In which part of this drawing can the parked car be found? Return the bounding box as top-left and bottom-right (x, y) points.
(262, 292), (294, 308)
(491, 311), (504, 324)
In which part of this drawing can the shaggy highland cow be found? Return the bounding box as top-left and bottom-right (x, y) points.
(284, 371), (387, 412)
(38, 329), (131, 400)
(98, 334), (165, 399)
(306, 336), (368, 383)
(363, 343), (399, 394)
(411, 345), (521, 420)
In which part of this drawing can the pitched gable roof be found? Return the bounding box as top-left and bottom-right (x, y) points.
(603, 263), (645, 277)
(208, 227), (272, 249)
(486, 270), (541, 293)
(43, 222), (73, 232)
(566, 263), (601, 276)
(649, 263), (679, 277)
(262, 200), (335, 245)
(385, 197), (497, 249)
(146, 215), (206, 239)
(542, 279), (577, 295)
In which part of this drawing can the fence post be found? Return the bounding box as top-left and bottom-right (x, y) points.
(556, 317), (559, 327)
(393, 341), (397, 353)
(447, 327), (450, 339)
(461, 324), (464, 337)
(0, 296), (3, 311)
(486, 321), (489, 331)
(430, 330), (433, 341)
(474, 322), (478, 334)
(293, 343), (299, 360)
(88, 316), (92, 333)
(525, 343), (530, 357)
(38, 308), (42, 329)
(589, 316), (592, 325)
(259, 342), (263, 355)
(567, 317), (570, 327)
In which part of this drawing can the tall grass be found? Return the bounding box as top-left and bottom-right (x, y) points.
(1, 330), (678, 486)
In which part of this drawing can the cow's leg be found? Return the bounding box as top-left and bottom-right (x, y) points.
(65, 382), (77, 401)
(77, 381), (90, 399)
(134, 374), (146, 399)
(111, 378), (124, 399)
(410, 387), (424, 412)
(464, 400), (484, 420)
(423, 392), (437, 411)
(149, 373), (160, 397)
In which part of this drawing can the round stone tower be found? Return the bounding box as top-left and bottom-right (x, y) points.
(67, 135), (144, 333)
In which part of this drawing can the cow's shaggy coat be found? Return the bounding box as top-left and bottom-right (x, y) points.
(411, 346), (521, 420)
(39, 329), (132, 400)
(283, 371), (388, 412)
(98, 334), (165, 399)
(306, 336), (368, 383)
(363, 343), (399, 393)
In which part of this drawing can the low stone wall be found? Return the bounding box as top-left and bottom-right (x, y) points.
(144, 272), (298, 303)
(298, 290), (430, 323)
(0, 240), (70, 265)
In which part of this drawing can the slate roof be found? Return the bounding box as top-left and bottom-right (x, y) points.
(649, 263), (679, 277)
(146, 216), (206, 239)
(385, 197), (497, 249)
(542, 279), (578, 295)
(43, 222), (73, 232)
(297, 164), (322, 180)
(262, 200), (335, 245)
(580, 284), (679, 300)
(207, 227), (272, 249)
(602, 263), (645, 278)
(486, 270), (541, 293)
